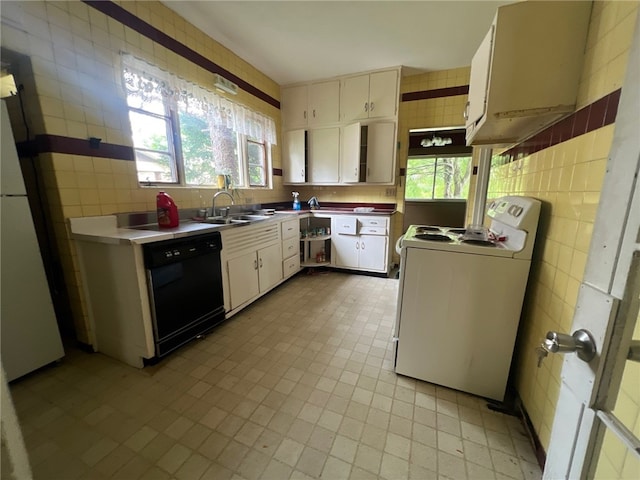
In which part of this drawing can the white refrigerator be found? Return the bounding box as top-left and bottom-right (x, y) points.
(1, 99), (64, 381)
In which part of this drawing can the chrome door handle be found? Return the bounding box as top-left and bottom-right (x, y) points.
(541, 329), (597, 363)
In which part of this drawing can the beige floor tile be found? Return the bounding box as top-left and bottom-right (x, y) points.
(7, 272), (542, 480)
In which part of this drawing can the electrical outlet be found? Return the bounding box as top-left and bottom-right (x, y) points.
(385, 188), (396, 197)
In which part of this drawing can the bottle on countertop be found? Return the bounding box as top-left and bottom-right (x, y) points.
(157, 191), (179, 228)
(292, 191), (301, 210)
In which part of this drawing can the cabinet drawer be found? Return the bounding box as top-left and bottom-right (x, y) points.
(282, 237), (299, 259)
(283, 255), (300, 277)
(334, 216), (358, 235)
(359, 226), (387, 236)
(360, 217), (388, 228)
(281, 218), (299, 240)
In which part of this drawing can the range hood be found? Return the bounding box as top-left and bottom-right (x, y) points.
(465, 1), (592, 147)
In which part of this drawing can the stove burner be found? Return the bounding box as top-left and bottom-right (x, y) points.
(415, 226), (441, 233)
(447, 228), (466, 235)
(415, 233), (453, 242)
(461, 239), (496, 247)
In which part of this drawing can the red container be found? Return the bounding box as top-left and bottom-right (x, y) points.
(157, 191), (179, 228)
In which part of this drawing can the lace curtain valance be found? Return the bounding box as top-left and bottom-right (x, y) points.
(121, 53), (277, 145)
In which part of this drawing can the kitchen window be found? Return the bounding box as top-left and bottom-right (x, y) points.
(405, 155), (471, 200)
(122, 54), (276, 188)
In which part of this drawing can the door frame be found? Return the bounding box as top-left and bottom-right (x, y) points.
(544, 8), (640, 478)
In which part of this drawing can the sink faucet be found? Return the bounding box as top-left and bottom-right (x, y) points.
(212, 190), (235, 217)
(308, 196), (320, 210)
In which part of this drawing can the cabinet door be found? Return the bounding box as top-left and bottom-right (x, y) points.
(358, 235), (388, 272)
(258, 243), (283, 293)
(283, 130), (307, 184)
(340, 74), (370, 122)
(281, 85), (308, 128)
(228, 252), (260, 309)
(309, 128), (340, 184)
(308, 80), (340, 126)
(340, 122), (361, 183)
(366, 122), (395, 183)
(466, 26), (494, 132)
(332, 232), (359, 269)
(368, 70), (398, 119)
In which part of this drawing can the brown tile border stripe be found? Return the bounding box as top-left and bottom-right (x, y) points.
(401, 85), (469, 102)
(83, 1), (280, 110)
(17, 135), (134, 161)
(498, 89), (622, 162)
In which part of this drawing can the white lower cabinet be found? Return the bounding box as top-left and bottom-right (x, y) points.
(331, 216), (389, 274)
(221, 222), (283, 313)
(227, 243), (282, 310)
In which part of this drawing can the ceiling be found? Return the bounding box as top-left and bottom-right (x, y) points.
(161, 1), (514, 86)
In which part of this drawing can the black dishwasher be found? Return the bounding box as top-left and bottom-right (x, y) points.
(144, 232), (225, 357)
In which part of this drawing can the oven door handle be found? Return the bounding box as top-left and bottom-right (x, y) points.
(395, 234), (405, 255)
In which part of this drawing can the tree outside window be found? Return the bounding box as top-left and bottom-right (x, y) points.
(405, 156), (471, 200)
(122, 55), (275, 188)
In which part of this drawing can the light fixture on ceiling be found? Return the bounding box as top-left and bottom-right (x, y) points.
(214, 74), (238, 95)
(420, 135), (453, 148)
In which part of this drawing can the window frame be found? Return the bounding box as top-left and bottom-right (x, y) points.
(404, 153), (472, 201)
(124, 69), (272, 189)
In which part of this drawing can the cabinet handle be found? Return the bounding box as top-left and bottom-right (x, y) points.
(463, 101), (470, 121)
(254, 259), (258, 270)
(304, 110), (307, 120)
(288, 245), (293, 251)
(370, 102), (374, 112)
(301, 169), (305, 180)
(356, 241), (359, 250)
(259, 258), (263, 268)
(364, 102), (369, 112)
(361, 241), (365, 250)
(312, 109), (316, 118)
(354, 167), (358, 177)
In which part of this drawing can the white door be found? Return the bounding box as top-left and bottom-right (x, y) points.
(228, 252), (260, 309)
(281, 84), (307, 128)
(341, 122), (362, 183)
(366, 122), (395, 183)
(340, 74), (370, 122)
(283, 130), (306, 184)
(367, 70), (398, 119)
(258, 243), (283, 293)
(543, 11), (640, 478)
(358, 235), (387, 272)
(309, 127), (340, 183)
(308, 80), (340, 126)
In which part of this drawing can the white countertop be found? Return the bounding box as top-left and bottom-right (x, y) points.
(69, 214), (295, 245)
(69, 209), (394, 246)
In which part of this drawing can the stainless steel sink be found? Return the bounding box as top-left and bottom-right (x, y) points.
(202, 217), (250, 225)
(201, 213), (271, 225)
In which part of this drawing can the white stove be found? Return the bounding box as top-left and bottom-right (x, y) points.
(400, 195), (541, 259)
(393, 196), (541, 402)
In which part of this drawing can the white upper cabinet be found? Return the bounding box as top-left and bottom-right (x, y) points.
(465, 1), (591, 146)
(366, 122), (395, 183)
(341, 122), (395, 184)
(340, 70), (399, 122)
(283, 130), (307, 184)
(281, 80), (340, 128)
(309, 128), (340, 184)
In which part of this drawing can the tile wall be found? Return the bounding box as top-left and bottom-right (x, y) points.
(484, 0), (638, 460)
(1, 1), (284, 343)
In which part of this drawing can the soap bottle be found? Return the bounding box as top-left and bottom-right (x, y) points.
(157, 191), (179, 228)
(292, 191), (301, 210)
